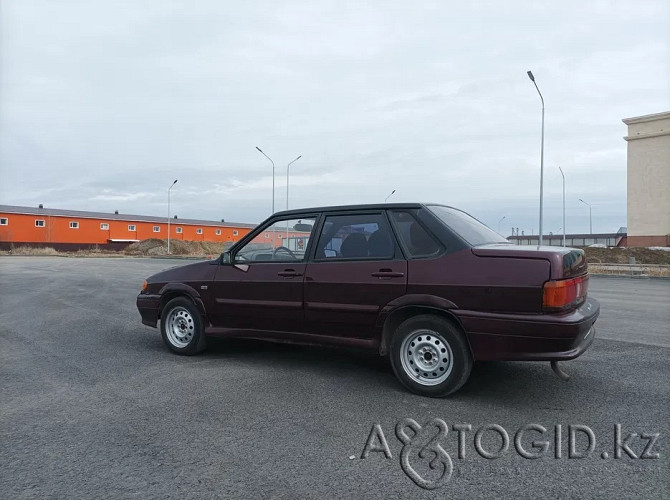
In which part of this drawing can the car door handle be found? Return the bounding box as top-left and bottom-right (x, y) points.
(278, 270), (303, 277)
(371, 270), (405, 278)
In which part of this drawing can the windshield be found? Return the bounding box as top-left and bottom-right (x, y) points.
(427, 205), (510, 246)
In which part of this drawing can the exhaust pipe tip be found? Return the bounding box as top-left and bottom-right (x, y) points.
(551, 360), (571, 381)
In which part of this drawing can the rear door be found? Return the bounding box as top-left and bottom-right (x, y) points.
(303, 211), (407, 338)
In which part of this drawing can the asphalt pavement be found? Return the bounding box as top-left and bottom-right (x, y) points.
(1, 257), (668, 498)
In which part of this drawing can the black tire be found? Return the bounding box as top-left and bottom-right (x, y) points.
(160, 297), (207, 355)
(389, 314), (472, 397)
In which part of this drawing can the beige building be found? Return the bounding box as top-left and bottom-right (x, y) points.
(623, 111), (670, 247)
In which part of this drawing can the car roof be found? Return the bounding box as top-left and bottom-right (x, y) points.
(272, 202), (447, 218)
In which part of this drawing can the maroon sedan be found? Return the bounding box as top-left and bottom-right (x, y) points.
(137, 203), (599, 397)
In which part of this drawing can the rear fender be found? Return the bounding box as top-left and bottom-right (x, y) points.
(377, 295), (469, 356)
(376, 294), (459, 328)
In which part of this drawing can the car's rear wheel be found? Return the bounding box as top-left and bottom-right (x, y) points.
(160, 297), (207, 355)
(390, 314), (472, 397)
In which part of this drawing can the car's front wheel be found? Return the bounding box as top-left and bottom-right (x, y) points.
(390, 314), (472, 397)
(160, 297), (207, 355)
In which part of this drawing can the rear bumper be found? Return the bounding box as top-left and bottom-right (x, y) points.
(137, 294), (161, 328)
(455, 297), (600, 361)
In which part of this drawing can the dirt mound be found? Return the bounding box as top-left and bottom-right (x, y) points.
(124, 239), (165, 255)
(7, 246), (60, 256)
(124, 239), (230, 257)
(583, 246), (670, 265)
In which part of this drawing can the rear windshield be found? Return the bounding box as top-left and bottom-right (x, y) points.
(426, 205), (510, 246)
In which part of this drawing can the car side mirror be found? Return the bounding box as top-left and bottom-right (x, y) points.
(221, 251), (232, 265)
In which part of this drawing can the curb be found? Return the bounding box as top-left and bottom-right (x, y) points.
(590, 273), (670, 281)
(148, 256), (208, 261)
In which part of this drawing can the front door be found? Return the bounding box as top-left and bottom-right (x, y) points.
(208, 216), (317, 332)
(304, 211), (407, 338)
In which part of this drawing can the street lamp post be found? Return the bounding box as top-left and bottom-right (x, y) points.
(167, 179), (178, 254)
(256, 147), (275, 214)
(579, 198), (593, 234)
(527, 70), (545, 248)
(385, 190), (396, 202)
(498, 216), (506, 233)
(285, 155), (302, 246)
(559, 167), (566, 247)
(286, 155), (302, 211)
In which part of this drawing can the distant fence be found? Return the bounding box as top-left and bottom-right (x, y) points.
(508, 233), (626, 247)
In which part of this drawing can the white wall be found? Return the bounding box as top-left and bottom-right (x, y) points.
(624, 112), (670, 238)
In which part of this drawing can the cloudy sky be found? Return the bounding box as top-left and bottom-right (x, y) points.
(1, 0), (668, 234)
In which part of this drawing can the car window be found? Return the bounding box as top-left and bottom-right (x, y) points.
(427, 205), (509, 246)
(235, 217), (316, 263)
(389, 210), (443, 258)
(315, 213), (394, 260)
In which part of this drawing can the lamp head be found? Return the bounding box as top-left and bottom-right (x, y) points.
(527, 70), (535, 82)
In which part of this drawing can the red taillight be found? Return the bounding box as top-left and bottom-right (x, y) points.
(543, 274), (589, 311)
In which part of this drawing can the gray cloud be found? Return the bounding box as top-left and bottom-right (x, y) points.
(1, 0), (668, 232)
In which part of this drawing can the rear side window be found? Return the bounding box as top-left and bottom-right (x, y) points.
(315, 213), (395, 260)
(389, 210), (443, 258)
(427, 205), (508, 246)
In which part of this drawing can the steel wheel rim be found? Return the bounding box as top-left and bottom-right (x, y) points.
(400, 329), (453, 386)
(165, 306), (195, 348)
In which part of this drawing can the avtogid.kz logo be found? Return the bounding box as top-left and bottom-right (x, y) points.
(360, 419), (661, 490)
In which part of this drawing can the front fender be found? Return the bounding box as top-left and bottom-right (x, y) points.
(158, 283), (207, 319)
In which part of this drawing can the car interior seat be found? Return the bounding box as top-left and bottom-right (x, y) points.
(367, 229), (393, 258)
(340, 232), (368, 258)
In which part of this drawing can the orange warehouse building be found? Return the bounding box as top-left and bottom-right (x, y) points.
(0, 204), (256, 250)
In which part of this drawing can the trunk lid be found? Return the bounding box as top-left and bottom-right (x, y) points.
(471, 244), (588, 280)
